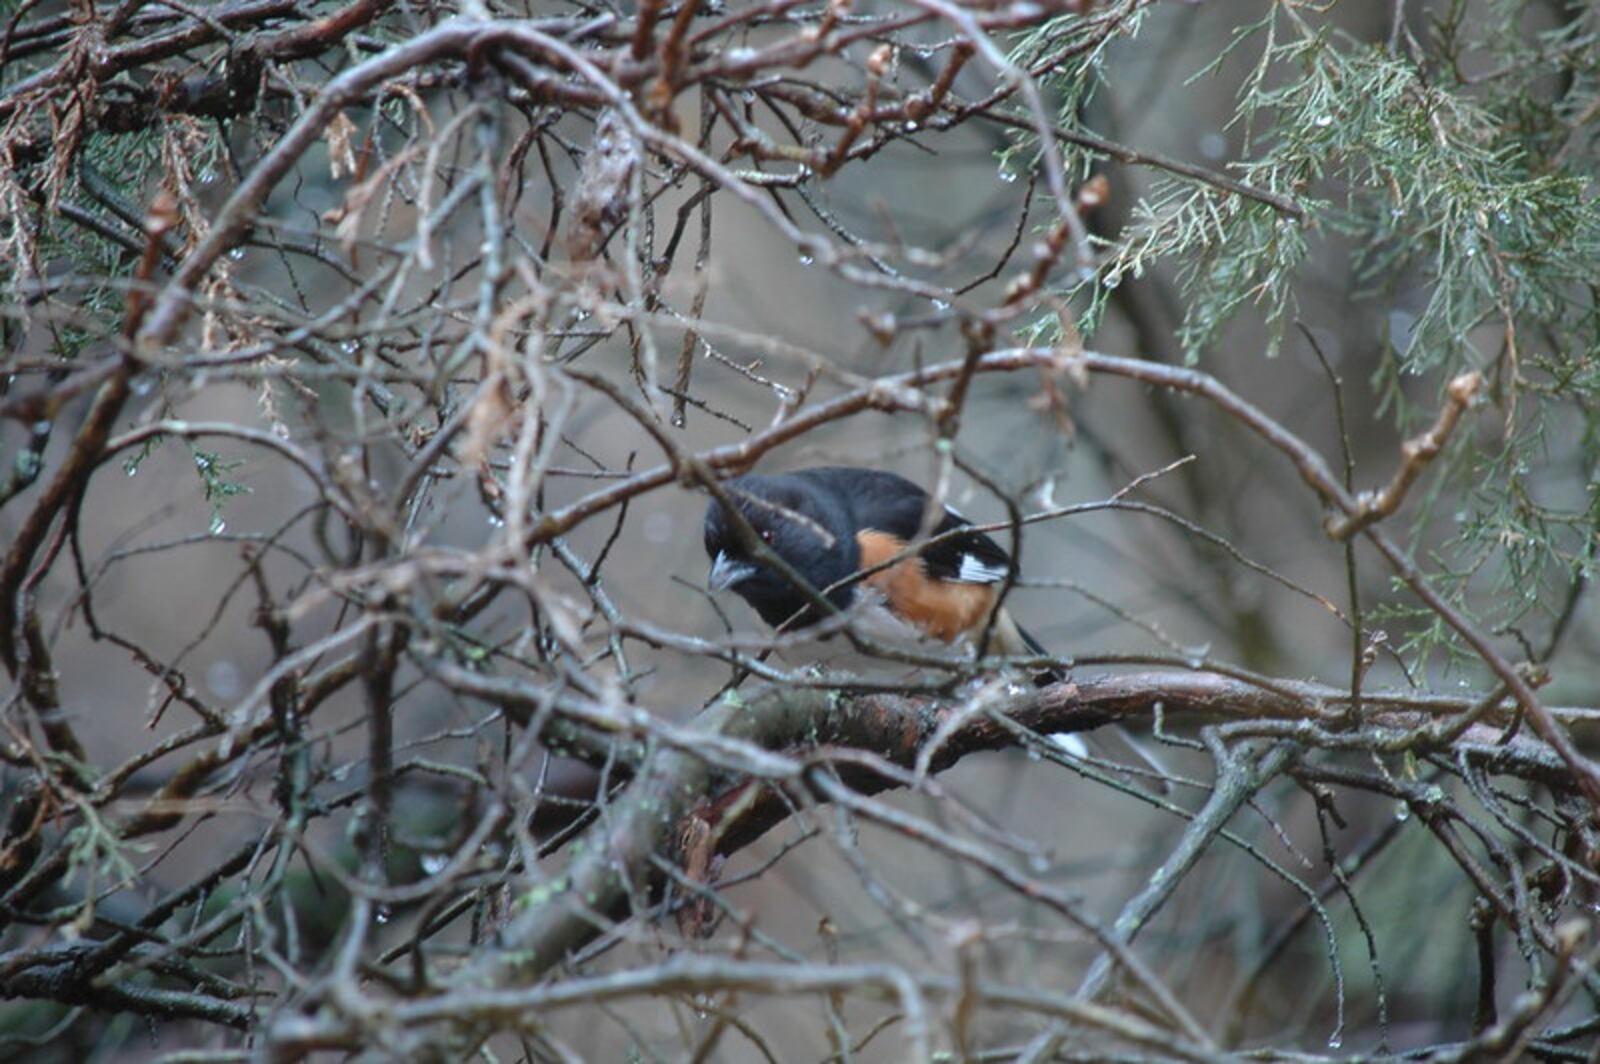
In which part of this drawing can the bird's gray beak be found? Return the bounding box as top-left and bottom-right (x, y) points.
(708, 551), (758, 592)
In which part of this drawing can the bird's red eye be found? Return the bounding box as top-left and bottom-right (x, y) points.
(760, 529), (775, 545)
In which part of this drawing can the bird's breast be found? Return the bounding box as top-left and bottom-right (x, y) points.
(855, 530), (998, 642)
(769, 588), (976, 681)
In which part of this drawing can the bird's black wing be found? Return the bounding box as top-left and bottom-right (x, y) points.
(918, 507), (1016, 585)
(795, 467), (1016, 585)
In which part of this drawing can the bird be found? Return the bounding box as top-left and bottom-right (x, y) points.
(701, 466), (1060, 683)
(700, 465), (1179, 778)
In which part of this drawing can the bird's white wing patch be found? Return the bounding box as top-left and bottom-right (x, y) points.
(956, 552), (1007, 583)
(942, 506), (1007, 583)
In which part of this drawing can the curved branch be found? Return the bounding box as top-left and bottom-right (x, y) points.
(448, 667), (1574, 955)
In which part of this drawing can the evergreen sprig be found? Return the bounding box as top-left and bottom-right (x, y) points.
(1014, 4), (1600, 673)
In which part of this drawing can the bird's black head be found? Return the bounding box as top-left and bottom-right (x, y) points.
(703, 472), (860, 630)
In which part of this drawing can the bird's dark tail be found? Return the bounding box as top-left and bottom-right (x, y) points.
(988, 611), (1065, 688)
(1005, 615), (1174, 790)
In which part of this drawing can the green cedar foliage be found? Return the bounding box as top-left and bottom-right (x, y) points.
(1012, 2), (1600, 675)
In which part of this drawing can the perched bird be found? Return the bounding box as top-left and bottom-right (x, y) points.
(700, 465), (1179, 777)
(701, 466), (1059, 683)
